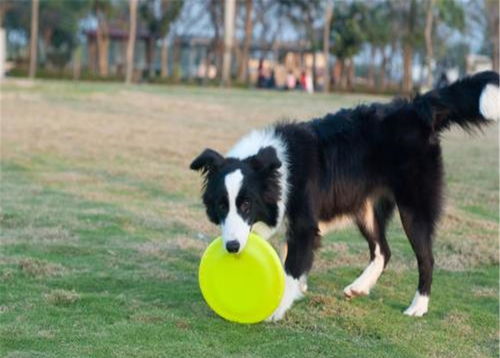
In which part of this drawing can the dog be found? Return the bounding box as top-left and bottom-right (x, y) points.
(190, 71), (499, 320)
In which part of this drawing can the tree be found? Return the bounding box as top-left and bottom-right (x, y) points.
(363, 1), (391, 90)
(424, 0), (465, 88)
(402, 0), (418, 94)
(139, 0), (183, 79)
(126, 0), (138, 84)
(322, 1), (333, 92)
(93, 0), (112, 77)
(279, 0), (323, 88)
(206, 0), (223, 83)
(330, 2), (365, 90)
(222, 0), (236, 86)
(29, 0), (39, 78)
(39, 0), (91, 71)
(424, 0), (436, 88)
(237, 0), (253, 83)
(485, 0), (499, 72)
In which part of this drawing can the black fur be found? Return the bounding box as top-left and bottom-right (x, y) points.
(191, 71), (499, 309)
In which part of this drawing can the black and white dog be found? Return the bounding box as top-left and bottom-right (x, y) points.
(190, 71), (499, 320)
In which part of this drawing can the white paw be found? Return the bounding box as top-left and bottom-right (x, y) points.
(266, 274), (304, 322)
(343, 245), (384, 299)
(343, 282), (370, 299)
(299, 274), (308, 293)
(266, 303), (289, 322)
(404, 291), (429, 317)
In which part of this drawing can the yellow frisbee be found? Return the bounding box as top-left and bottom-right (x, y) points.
(198, 233), (285, 323)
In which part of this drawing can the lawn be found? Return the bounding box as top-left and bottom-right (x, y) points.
(0, 79), (498, 358)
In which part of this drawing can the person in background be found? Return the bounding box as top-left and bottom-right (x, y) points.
(267, 69), (276, 89)
(257, 59), (266, 88)
(286, 71), (296, 90)
(300, 70), (307, 90)
(305, 71), (314, 94)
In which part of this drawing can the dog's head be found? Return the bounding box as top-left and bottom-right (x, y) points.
(190, 146), (282, 253)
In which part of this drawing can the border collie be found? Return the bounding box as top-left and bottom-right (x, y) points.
(190, 71), (499, 320)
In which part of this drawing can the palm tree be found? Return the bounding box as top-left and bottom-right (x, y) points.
(126, 0), (138, 84)
(29, 0), (39, 79)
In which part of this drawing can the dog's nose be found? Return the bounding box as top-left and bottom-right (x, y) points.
(225, 240), (240, 253)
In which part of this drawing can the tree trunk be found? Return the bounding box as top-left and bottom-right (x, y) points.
(403, 43), (413, 93)
(172, 37), (181, 81)
(222, 0), (236, 86)
(147, 36), (156, 79)
(41, 28), (52, 68)
(323, 1), (333, 93)
(29, 0), (39, 79)
(402, 0), (416, 94)
(486, 0), (499, 72)
(96, 8), (109, 77)
(339, 59), (347, 90)
(161, 38), (169, 78)
(347, 58), (354, 91)
(306, 11), (317, 89)
(379, 47), (387, 91)
(208, 0), (222, 81)
(126, 0), (138, 84)
(367, 45), (376, 89)
(203, 49), (211, 85)
(424, 0), (435, 88)
(73, 46), (81, 81)
(238, 0), (253, 83)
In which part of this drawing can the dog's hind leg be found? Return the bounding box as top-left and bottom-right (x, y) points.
(344, 197), (395, 299)
(398, 206), (437, 317)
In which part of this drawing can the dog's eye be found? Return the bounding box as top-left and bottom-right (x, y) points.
(239, 199), (251, 213)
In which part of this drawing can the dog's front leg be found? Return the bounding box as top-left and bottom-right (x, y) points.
(267, 213), (318, 321)
(267, 274), (307, 321)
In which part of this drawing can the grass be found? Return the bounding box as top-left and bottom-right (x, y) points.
(0, 79), (498, 358)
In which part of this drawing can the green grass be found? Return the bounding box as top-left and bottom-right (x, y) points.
(0, 79), (498, 358)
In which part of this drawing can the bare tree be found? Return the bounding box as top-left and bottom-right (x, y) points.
(323, 1), (333, 93)
(126, 0), (138, 84)
(29, 0), (39, 79)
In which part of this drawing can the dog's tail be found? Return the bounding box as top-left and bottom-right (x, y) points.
(415, 71), (499, 132)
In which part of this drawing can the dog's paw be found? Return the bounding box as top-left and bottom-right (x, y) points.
(266, 305), (288, 322)
(343, 282), (370, 299)
(403, 292), (429, 317)
(266, 274), (304, 322)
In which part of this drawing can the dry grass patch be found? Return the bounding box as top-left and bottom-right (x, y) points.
(19, 258), (65, 278)
(44, 289), (80, 305)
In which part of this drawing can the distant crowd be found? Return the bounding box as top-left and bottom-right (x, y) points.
(256, 60), (315, 93)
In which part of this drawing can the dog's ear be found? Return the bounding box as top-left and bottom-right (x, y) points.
(190, 148), (224, 173)
(249, 146), (281, 173)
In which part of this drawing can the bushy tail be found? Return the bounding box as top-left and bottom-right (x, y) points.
(415, 71), (499, 132)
